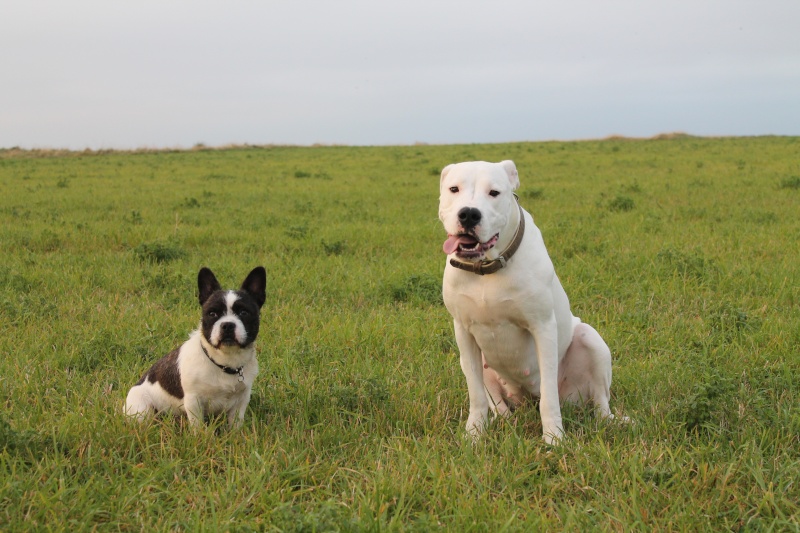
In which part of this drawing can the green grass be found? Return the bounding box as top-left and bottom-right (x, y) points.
(1, 137), (799, 530)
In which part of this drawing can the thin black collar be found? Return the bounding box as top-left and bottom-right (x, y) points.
(201, 344), (245, 382)
(449, 199), (526, 276)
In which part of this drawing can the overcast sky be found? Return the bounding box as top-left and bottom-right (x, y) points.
(2, 1), (799, 150)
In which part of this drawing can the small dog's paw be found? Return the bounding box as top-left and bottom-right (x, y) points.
(607, 412), (633, 424)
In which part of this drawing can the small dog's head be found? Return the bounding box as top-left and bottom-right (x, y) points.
(197, 267), (267, 350)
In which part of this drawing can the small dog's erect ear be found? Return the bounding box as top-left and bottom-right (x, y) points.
(500, 160), (520, 190)
(241, 266), (267, 308)
(197, 267), (222, 306)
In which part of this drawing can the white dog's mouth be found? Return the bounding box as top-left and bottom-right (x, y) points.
(443, 233), (499, 259)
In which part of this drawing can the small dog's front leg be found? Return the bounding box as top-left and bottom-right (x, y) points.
(183, 395), (204, 427)
(227, 394), (250, 429)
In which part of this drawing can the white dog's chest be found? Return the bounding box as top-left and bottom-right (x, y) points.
(470, 319), (542, 389)
(445, 284), (544, 387)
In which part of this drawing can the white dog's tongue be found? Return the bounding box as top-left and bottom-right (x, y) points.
(443, 235), (461, 254)
(443, 235), (478, 254)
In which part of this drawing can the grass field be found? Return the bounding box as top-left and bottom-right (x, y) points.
(1, 136), (799, 531)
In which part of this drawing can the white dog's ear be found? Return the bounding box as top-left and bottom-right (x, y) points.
(441, 163), (456, 179)
(500, 160), (520, 190)
(440, 163), (454, 186)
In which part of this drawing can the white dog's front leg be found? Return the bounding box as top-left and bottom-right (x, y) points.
(454, 321), (490, 439)
(531, 314), (565, 445)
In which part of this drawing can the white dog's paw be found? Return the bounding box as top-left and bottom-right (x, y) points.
(465, 414), (490, 441)
(543, 433), (561, 446)
(542, 422), (565, 446)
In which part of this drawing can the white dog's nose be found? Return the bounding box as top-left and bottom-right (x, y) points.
(458, 207), (482, 229)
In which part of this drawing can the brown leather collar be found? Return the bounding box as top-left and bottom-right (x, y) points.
(449, 200), (525, 276)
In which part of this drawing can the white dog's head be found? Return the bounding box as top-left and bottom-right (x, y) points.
(438, 160), (520, 261)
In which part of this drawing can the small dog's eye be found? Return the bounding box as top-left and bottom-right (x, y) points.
(449, 186), (459, 193)
(239, 310), (249, 317)
(209, 311), (219, 318)
(489, 190), (500, 197)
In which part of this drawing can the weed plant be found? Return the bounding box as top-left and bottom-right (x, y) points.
(1, 137), (799, 530)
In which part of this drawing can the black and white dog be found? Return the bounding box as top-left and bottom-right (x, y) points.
(124, 266), (266, 428)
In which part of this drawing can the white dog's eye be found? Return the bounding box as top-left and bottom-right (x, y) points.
(449, 186), (459, 193)
(489, 190), (500, 197)
(209, 311), (219, 318)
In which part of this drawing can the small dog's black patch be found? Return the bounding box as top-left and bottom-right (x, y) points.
(139, 348), (184, 399)
(232, 294), (261, 339)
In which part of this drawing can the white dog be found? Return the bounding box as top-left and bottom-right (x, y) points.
(439, 160), (616, 444)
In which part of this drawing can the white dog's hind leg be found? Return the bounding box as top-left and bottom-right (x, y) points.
(558, 322), (613, 419)
(482, 355), (510, 417)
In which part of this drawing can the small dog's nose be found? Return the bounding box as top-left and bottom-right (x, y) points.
(221, 322), (235, 332)
(457, 207), (482, 229)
